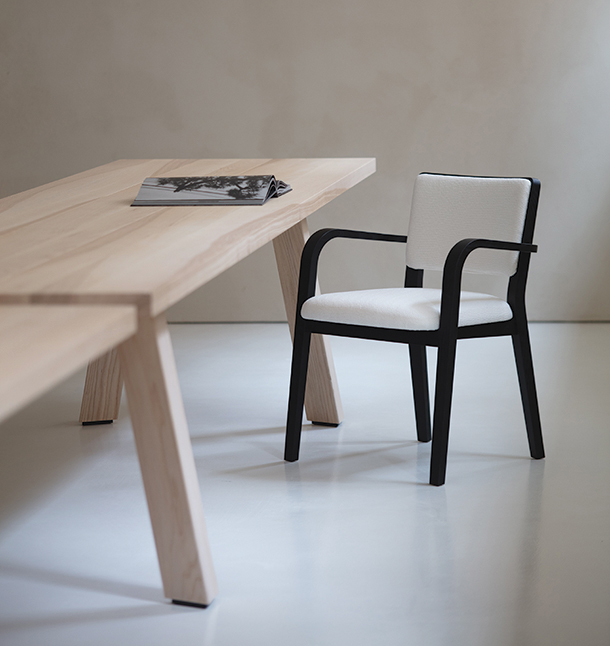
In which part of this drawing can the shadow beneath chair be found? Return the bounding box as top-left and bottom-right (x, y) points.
(198, 421), (541, 486)
(189, 424), (286, 443)
(211, 424), (424, 484)
(450, 450), (532, 461)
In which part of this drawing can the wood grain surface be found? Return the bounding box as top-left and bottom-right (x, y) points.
(0, 304), (136, 422)
(0, 159), (375, 317)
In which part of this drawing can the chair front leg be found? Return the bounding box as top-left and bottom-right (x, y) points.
(511, 320), (545, 460)
(408, 344), (431, 442)
(429, 339), (458, 486)
(284, 320), (313, 462)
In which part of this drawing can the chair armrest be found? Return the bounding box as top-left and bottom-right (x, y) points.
(439, 238), (537, 329)
(297, 228), (408, 309)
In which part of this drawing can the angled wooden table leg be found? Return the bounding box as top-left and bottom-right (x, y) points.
(273, 220), (344, 425)
(79, 349), (124, 424)
(118, 313), (218, 607)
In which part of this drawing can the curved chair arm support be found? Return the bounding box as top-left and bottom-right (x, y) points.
(439, 238), (538, 331)
(297, 228), (408, 310)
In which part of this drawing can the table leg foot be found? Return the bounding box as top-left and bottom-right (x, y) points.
(172, 599), (210, 609)
(79, 348), (123, 423)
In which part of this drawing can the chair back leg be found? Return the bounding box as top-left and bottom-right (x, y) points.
(284, 322), (313, 462)
(511, 322), (545, 459)
(409, 343), (432, 442)
(429, 339), (458, 486)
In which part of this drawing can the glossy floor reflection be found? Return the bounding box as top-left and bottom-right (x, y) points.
(0, 323), (608, 646)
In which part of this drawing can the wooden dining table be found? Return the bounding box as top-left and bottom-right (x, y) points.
(0, 158), (376, 606)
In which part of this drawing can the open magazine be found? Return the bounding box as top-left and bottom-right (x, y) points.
(131, 175), (292, 206)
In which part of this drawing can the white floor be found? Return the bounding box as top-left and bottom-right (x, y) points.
(0, 323), (608, 646)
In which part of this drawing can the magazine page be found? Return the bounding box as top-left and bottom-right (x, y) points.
(132, 175), (291, 206)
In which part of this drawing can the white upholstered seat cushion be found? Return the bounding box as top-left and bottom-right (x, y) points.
(301, 288), (513, 331)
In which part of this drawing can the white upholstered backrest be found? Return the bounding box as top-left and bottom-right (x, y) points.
(406, 174), (532, 276)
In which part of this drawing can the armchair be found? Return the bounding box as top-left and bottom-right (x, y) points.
(284, 173), (544, 486)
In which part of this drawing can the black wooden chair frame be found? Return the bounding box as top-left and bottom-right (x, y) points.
(284, 177), (544, 486)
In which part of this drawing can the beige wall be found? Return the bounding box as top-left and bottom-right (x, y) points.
(3, 0), (610, 320)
